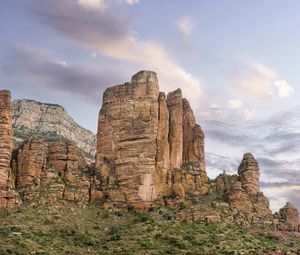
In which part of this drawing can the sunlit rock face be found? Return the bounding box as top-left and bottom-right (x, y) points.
(277, 202), (300, 232)
(0, 90), (19, 207)
(212, 153), (271, 219)
(12, 99), (96, 160)
(238, 153), (260, 195)
(95, 71), (207, 208)
(11, 138), (90, 205)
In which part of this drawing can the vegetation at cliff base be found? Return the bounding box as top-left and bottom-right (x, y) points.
(0, 203), (299, 255)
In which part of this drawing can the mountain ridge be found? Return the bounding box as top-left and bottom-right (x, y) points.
(12, 99), (96, 160)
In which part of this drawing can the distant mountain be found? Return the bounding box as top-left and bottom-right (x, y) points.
(12, 99), (96, 160)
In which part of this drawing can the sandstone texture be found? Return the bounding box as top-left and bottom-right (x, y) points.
(0, 90), (18, 207)
(212, 153), (271, 219)
(277, 202), (300, 232)
(0, 74), (298, 233)
(95, 71), (207, 208)
(238, 153), (260, 195)
(12, 99), (96, 160)
(11, 138), (90, 205)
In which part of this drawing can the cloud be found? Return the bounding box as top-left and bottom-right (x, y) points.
(237, 62), (294, 103)
(206, 152), (239, 177)
(177, 16), (194, 39)
(24, 0), (202, 110)
(77, 0), (139, 10)
(78, 0), (106, 10)
(1, 45), (125, 103)
(228, 99), (243, 109)
(124, 0), (140, 5)
(273, 80), (294, 98)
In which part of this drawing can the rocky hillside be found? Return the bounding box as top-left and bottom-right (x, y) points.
(12, 99), (96, 159)
(1, 202), (300, 255)
(0, 71), (300, 254)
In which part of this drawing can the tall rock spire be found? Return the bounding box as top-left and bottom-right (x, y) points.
(94, 71), (207, 208)
(238, 153), (260, 195)
(0, 90), (17, 207)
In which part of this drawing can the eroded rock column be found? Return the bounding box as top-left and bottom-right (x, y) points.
(155, 92), (170, 195)
(182, 98), (205, 170)
(95, 71), (160, 206)
(167, 89), (183, 170)
(238, 153), (260, 195)
(0, 90), (17, 207)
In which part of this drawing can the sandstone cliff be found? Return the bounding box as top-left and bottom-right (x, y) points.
(11, 138), (91, 205)
(0, 90), (19, 207)
(0, 72), (299, 233)
(94, 71), (207, 209)
(13, 99), (96, 160)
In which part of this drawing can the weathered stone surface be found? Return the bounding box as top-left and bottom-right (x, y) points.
(182, 98), (205, 170)
(278, 202), (299, 232)
(0, 90), (18, 207)
(167, 89), (183, 170)
(12, 138), (47, 200)
(214, 171), (239, 194)
(12, 99), (96, 160)
(212, 154), (271, 218)
(155, 92), (170, 196)
(238, 153), (260, 195)
(95, 71), (207, 206)
(95, 71), (160, 206)
(11, 139), (90, 204)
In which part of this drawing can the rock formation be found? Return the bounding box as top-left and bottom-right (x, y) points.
(11, 138), (90, 205)
(12, 99), (96, 160)
(213, 153), (271, 218)
(238, 153), (260, 195)
(95, 71), (207, 208)
(277, 202), (300, 232)
(0, 90), (18, 207)
(0, 73), (298, 233)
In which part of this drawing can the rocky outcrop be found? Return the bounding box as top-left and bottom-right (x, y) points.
(95, 71), (207, 207)
(1, 72), (298, 234)
(212, 153), (271, 219)
(13, 138), (47, 200)
(0, 90), (19, 207)
(11, 138), (90, 205)
(277, 202), (300, 232)
(238, 153), (260, 195)
(12, 99), (96, 160)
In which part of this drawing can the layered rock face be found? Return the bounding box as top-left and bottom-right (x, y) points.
(12, 99), (96, 160)
(213, 153), (271, 218)
(11, 138), (90, 205)
(0, 90), (18, 207)
(238, 153), (260, 195)
(277, 202), (300, 232)
(95, 71), (207, 207)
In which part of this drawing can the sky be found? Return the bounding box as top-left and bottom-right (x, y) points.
(1, 0), (300, 212)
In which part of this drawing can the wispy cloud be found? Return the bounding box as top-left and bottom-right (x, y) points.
(1, 45), (125, 103)
(236, 62), (294, 103)
(24, 0), (202, 110)
(77, 0), (139, 10)
(78, 0), (107, 10)
(177, 16), (194, 39)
